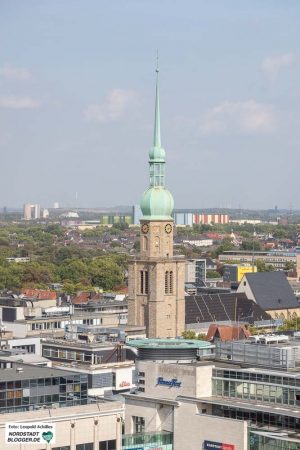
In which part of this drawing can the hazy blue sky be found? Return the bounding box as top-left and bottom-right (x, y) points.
(0, 0), (300, 209)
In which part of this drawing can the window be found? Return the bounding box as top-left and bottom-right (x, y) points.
(76, 444), (93, 450)
(99, 440), (116, 450)
(132, 416), (145, 434)
(140, 271), (149, 294)
(165, 271), (174, 294)
(52, 447), (70, 450)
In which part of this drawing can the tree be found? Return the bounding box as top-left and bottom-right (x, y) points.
(58, 260), (89, 284)
(240, 240), (261, 251)
(284, 261), (295, 271)
(206, 270), (221, 279)
(215, 238), (235, 256)
(22, 263), (55, 285)
(182, 330), (197, 339)
(88, 257), (123, 290)
(255, 259), (275, 272)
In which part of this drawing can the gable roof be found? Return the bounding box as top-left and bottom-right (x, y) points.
(185, 292), (270, 324)
(241, 271), (299, 310)
(206, 324), (251, 342)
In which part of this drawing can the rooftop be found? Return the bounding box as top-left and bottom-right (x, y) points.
(0, 361), (77, 381)
(127, 338), (213, 350)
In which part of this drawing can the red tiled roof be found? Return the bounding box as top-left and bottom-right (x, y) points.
(206, 324), (250, 342)
(21, 289), (57, 300)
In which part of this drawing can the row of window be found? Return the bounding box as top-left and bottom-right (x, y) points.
(43, 347), (103, 364)
(31, 318), (106, 331)
(213, 369), (300, 387)
(213, 404), (300, 432)
(213, 379), (300, 406)
(0, 376), (85, 390)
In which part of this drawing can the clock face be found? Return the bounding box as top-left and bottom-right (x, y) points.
(141, 223), (149, 234)
(165, 223), (172, 234)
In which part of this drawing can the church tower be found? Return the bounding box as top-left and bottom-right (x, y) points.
(128, 66), (185, 338)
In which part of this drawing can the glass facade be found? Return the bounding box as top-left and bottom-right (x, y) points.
(212, 405), (300, 432)
(249, 431), (300, 450)
(213, 369), (300, 407)
(0, 373), (88, 414)
(122, 431), (173, 450)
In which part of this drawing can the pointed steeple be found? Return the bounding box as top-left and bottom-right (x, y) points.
(153, 60), (161, 148)
(140, 60), (174, 220)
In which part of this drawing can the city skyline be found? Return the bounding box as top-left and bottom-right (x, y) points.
(0, 1), (300, 209)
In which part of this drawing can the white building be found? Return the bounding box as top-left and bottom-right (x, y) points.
(23, 203), (41, 220)
(124, 360), (246, 450)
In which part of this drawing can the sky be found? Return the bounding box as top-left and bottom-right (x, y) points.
(0, 0), (300, 210)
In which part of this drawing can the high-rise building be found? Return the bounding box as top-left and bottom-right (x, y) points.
(23, 203), (41, 220)
(128, 67), (185, 339)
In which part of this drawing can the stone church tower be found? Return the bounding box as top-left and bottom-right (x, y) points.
(128, 67), (185, 338)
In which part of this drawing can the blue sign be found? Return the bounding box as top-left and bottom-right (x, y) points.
(156, 377), (181, 388)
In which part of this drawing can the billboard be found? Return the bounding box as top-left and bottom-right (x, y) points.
(204, 441), (234, 450)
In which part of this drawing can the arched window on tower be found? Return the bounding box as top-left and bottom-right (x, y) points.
(169, 271), (173, 294)
(165, 271), (173, 294)
(140, 270), (149, 294)
(165, 271), (169, 294)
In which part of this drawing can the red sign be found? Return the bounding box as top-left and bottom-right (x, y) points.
(119, 381), (130, 387)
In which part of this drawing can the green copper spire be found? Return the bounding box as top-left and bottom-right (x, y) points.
(153, 62), (161, 148)
(140, 63), (174, 221)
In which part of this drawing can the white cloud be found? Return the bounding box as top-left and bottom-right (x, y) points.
(0, 63), (32, 81)
(83, 89), (138, 123)
(199, 100), (275, 135)
(262, 53), (297, 80)
(0, 96), (40, 109)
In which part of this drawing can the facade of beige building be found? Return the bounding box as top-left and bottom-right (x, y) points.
(0, 401), (123, 450)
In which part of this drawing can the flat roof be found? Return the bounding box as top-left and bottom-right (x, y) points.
(198, 396), (300, 419)
(0, 361), (78, 381)
(127, 338), (213, 349)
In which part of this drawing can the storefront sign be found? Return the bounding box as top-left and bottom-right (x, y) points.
(156, 377), (181, 388)
(204, 440), (234, 450)
(5, 423), (55, 445)
(119, 381), (130, 387)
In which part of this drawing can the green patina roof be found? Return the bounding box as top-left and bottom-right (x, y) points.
(127, 338), (213, 350)
(140, 66), (174, 221)
(140, 186), (174, 221)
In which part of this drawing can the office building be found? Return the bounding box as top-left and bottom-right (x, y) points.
(223, 264), (257, 283)
(0, 361), (88, 414)
(128, 67), (185, 338)
(123, 335), (300, 449)
(185, 259), (206, 284)
(219, 250), (296, 270)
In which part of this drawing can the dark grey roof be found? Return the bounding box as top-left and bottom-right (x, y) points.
(185, 293), (270, 324)
(243, 272), (299, 310)
(0, 361), (77, 381)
